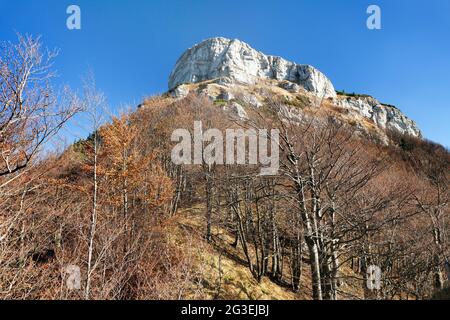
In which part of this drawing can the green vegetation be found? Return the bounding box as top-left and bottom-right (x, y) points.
(213, 98), (228, 106)
(283, 95), (310, 108)
(337, 90), (398, 109)
(399, 137), (416, 152)
(336, 90), (372, 99)
(381, 103), (398, 110)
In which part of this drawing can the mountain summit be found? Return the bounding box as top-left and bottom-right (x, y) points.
(168, 37), (421, 139)
(169, 37), (336, 98)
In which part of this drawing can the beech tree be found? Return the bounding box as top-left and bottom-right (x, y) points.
(245, 98), (393, 300)
(408, 139), (450, 290)
(0, 34), (79, 298)
(0, 34), (78, 181)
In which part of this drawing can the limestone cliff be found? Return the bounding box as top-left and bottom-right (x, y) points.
(168, 37), (421, 139)
(169, 37), (336, 99)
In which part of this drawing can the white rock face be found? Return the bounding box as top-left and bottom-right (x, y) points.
(228, 102), (248, 120)
(169, 37), (336, 98)
(337, 96), (421, 137)
(168, 37), (421, 139)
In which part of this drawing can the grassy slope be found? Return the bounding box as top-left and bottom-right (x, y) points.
(171, 206), (365, 300)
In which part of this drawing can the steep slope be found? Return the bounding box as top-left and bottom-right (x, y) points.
(173, 206), (365, 300)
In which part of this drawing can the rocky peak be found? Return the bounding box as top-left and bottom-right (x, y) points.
(168, 37), (422, 139)
(169, 37), (336, 98)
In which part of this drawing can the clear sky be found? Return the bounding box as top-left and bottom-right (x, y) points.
(1, 0), (449, 147)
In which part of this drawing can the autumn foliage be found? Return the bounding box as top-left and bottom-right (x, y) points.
(1, 35), (449, 300)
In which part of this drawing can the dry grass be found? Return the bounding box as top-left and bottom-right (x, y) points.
(171, 206), (306, 300)
(170, 206), (364, 300)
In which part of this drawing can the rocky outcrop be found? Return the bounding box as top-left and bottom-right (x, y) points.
(168, 37), (422, 139)
(336, 96), (421, 137)
(169, 37), (336, 98)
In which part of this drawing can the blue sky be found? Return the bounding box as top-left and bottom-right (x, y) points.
(1, 0), (449, 147)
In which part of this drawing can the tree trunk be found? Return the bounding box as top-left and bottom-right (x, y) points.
(86, 133), (98, 300)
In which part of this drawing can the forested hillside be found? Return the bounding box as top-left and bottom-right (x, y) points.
(1, 35), (449, 300)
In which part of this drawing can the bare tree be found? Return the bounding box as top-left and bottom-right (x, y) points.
(0, 34), (79, 299)
(0, 34), (78, 181)
(81, 76), (106, 300)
